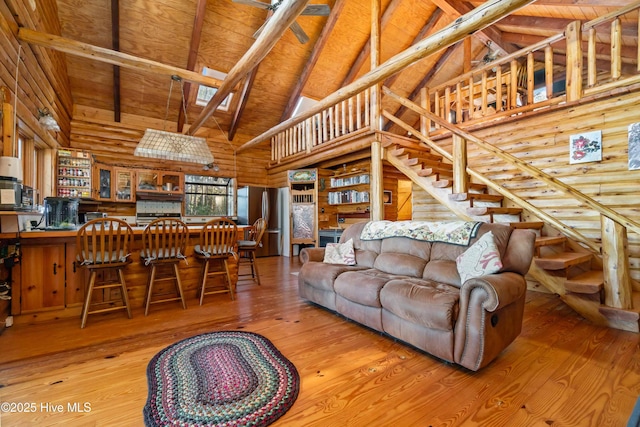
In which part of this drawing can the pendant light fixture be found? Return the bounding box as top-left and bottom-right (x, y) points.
(134, 76), (214, 164)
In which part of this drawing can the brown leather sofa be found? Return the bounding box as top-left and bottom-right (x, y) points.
(298, 221), (536, 371)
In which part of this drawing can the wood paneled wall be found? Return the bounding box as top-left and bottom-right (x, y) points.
(429, 91), (640, 282)
(0, 0), (71, 150)
(70, 106), (271, 187)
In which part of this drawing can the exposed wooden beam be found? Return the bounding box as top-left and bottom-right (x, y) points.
(111, 0), (121, 123)
(17, 27), (224, 89)
(187, 0), (311, 134)
(237, 0), (536, 153)
(499, 15), (639, 37)
(430, 0), (516, 56)
(228, 67), (259, 141)
(177, 0), (207, 133)
(340, 0), (403, 87)
(280, 0), (343, 121)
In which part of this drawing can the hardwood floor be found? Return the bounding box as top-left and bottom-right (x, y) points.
(0, 256), (639, 426)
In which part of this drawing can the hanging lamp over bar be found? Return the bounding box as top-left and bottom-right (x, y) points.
(135, 129), (213, 164)
(134, 75), (214, 164)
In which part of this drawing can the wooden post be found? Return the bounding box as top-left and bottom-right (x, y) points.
(601, 215), (632, 309)
(370, 0), (383, 221)
(420, 87), (428, 135)
(2, 102), (13, 157)
(452, 135), (468, 194)
(1, 87), (14, 157)
(545, 44), (554, 98)
(565, 20), (583, 102)
(371, 140), (383, 221)
(611, 18), (622, 80)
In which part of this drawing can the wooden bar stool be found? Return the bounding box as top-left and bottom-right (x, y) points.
(237, 218), (267, 286)
(76, 218), (134, 328)
(140, 218), (188, 315)
(194, 218), (238, 305)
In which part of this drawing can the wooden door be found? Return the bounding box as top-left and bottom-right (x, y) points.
(114, 168), (135, 202)
(20, 244), (65, 312)
(93, 165), (113, 201)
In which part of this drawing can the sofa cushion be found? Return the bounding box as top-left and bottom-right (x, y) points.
(422, 259), (461, 287)
(299, 262), (365, 292)
(380, 279), (460, 331)
(373, 252), (428, 278)
(456, 231), (503, 282)
(323, 238), (356, 265)
(430, 222), (512, 262)
(335, 269), (407, 307)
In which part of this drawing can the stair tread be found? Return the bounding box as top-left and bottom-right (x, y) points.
(391, 147), (441, 161)
(449, 193), (504, 203)
(565, 270), (604, 294)
(534, 252), (592, 270)
(535, 236), (567, 247)
(417, 167), (454, 178)
(403, 157), (448, 168)
(467, 206), (522, 215)
(432, 180), (486, 191)
(510, 221), (544, 229)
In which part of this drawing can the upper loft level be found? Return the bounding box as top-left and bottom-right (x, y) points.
(252, 2), (640, 168)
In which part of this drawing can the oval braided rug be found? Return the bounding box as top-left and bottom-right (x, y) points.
(143, 331), (299, 426)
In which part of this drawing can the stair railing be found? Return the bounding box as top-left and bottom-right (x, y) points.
(383, 84), (640, 310)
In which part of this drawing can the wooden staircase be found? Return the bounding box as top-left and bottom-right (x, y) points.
(382, 138), (640, 332)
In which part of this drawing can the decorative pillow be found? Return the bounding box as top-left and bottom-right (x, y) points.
(323, 238), (356, 265)
(456, 231), (503, 283)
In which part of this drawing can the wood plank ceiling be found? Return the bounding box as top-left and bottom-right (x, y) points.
(40, 0), (640, 145)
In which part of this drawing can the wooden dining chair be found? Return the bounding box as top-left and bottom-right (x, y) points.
(140, 218), (188, 315)
(194, 218), (238, 305)
(237, 218), (267, 286)
(76, 218), (134, 328)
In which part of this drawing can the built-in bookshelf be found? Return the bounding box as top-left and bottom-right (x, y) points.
(328, 170), (370, 206)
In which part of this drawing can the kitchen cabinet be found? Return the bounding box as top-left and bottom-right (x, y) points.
(93, 164), (113, 201)
(19, 241), (86, 314)
(136, 170), (184, 195)
(20, 243), (66, 312)
(114, 168), (135, 202)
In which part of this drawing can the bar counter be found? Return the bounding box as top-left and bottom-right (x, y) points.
(14, 225), (250, 324)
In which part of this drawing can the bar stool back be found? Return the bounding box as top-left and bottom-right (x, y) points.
(140, 218), (188, 315)
(76, 218), (134, 328)
(237, 218), (267, 285)
(194, 218), (238, 304)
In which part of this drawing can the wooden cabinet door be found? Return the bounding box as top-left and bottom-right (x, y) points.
(114, 168), (135, 202)
(65, 242), (85, 307)
(93, 165), (113, 201)
(20, 244), (66, 312)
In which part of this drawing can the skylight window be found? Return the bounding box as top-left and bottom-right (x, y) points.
(291, 95), (318, 118)
(196, 67), (232, 111)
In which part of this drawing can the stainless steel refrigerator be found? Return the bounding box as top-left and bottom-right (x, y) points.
(237, 186), (281, 257)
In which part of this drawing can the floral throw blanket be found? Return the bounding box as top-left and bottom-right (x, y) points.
(360, 220), (482, 246)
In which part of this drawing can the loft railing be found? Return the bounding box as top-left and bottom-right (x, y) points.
(270, 1), (640, 163)
(270, 89), (371, 163)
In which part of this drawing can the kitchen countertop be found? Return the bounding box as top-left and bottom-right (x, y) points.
(19, 224), (249, 239)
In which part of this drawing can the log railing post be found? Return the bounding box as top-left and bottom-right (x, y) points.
(452, 134), (468, 194)
(601, 215), (633, 309)
(565, 20), (583, 102)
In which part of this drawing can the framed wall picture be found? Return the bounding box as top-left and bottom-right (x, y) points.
(383, 190), (392, 204)
(628, 123), (640, 170)
(569, 130), (602, 164)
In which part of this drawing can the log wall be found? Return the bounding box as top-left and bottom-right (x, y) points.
(70, 106), (271, 187)
(0, 0), (71, 150)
